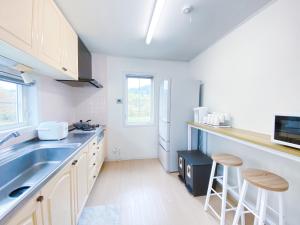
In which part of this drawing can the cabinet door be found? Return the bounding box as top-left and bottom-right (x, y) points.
(41, 164), (74, 225)
(73, 149), (88, 221)
(39, 0), (62, 69)
(97, 139), (104, 170)
(60, 18), (78, 80)
(0, 0), (37, 55)
(6, 193), (43, 225)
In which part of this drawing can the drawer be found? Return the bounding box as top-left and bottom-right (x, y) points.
(89, 137), (97, 148)
(88, 166), (98, 190)
(88, 147), (97, 161)
(89, 151), (97, 164)
(88, 137), (97, 156)
(88, 159), (97, 172)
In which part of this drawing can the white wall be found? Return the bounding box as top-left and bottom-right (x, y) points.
(36, 76), (75, 123)
(106, 56), (190, 160)
(190, 0), (300, 224)
(73, 54), (107, 125)
(190, 0), (300, 134)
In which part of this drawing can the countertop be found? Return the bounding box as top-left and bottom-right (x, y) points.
(0, 129), (102, 224)
(188, 122), (300, 160)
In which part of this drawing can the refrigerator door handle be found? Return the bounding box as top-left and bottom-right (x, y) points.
(159, 135), (169, 143)
(159, 143), (167, 152)
(160, 119), (170, 124)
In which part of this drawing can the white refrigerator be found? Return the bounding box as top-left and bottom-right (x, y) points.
(158, 79), (199, 172)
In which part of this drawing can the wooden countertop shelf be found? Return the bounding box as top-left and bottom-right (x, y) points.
(188, 122), (300, 160)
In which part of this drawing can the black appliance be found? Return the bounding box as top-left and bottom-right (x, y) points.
(177, 150), (212, 196)
(57, 38), (103, 88)
(72, 120), (100, 131)
(272, 114), (300, 149)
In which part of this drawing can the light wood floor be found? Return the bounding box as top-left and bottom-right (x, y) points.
(86, 159), (244, 225)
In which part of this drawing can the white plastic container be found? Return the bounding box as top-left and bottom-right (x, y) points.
(37, 121), (68, 140)
(193, 107), (208, 123)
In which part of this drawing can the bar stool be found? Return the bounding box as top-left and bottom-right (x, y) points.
(232, 169), (289, 225)
(204, 153), (245, 225)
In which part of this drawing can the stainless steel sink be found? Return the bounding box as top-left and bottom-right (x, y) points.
(0, 143), (81, 220)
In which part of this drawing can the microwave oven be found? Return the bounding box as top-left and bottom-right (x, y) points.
(272, 114), (300, 149)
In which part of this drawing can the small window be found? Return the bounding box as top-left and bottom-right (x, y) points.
(125, 74), (154, 126)
(0, 80), (33, 130)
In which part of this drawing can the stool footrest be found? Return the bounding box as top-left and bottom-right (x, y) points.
(210, 187), (235, 209)
(208, 204), (221, 220)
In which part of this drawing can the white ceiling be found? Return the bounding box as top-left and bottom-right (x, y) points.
(55, 0), (271, 61)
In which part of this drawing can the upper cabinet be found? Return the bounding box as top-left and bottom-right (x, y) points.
(60, 17), (78, 79)
(0, 0), (78, 80)
(38, 0), (78, 80)
(0, 0), (38, 55)
(38, 0), (62, 69)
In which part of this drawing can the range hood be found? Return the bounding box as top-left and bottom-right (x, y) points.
(57, 38), (103, 88)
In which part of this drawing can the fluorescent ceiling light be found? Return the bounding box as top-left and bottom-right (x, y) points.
(145, 0), (166, 45)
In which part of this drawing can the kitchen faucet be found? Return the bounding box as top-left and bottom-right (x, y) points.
(0, 131), (20, 146)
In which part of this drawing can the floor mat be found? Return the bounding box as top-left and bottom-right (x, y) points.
(78, 205), (120, 225)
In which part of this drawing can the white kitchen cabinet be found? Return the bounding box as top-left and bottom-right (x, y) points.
(38, 0), (62, 70)
(97, 138), (105, 171)
(60, 17), (78, 80)
(5, 193), (43, 225)
(5, 135), (105, 225)
(0, 0), (38, 56)
(73, 146), (89, 222)
(0, 0), (78, 80)
(41, 162), (74, 225)
(38, 0), (78, 79)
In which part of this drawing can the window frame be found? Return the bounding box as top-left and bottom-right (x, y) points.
(0, 80), (36, 131)
(123, 73), (155, 127)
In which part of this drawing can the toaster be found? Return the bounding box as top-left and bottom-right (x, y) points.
(37, 121), (68, 140)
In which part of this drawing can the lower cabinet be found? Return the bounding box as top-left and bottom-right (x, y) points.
(41, 162), (74, 225)
(5, 193), (43, 225)
(72, 146), (89, 223)
(5, 135), (105, 225)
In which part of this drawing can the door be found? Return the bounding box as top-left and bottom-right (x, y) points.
(41, 163), (74, 225)
(159, 79), (171, 142)
(0, 0), (38, 55)
(158, 143), (169, 171)
(73, 149), (88, 221)
(158, 79), (171, 171)
(159, 79), (171, 122)
(6, 193), (43, 225)
(60, 18), (78, 80)
(39, 0), (62, 69)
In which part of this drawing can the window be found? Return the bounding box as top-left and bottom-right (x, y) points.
(125, 75), (154, 126)
(0, 80), (32, 130)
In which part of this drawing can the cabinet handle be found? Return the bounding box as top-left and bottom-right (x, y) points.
(93, 163), (96, 166)
(36, 196), (44, 202)
(93, 175), (96, 179)
(62, 67), (68, 71)
(97, 147), (100, 150)
(72, 160), (78, 165)
(93, 143), (96, 145)
(93, 153), (96, 156)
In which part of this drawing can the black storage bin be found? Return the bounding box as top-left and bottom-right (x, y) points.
(177, 150), (212, 196)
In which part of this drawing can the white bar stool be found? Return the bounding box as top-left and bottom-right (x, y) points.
(232, 169), (289, 225)
(204, 153), (245, 225)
